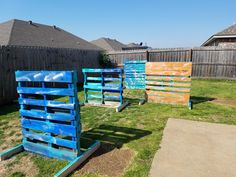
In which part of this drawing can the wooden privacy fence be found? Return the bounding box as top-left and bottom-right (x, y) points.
(107, 47), (236, 79)
(145, 62), (192, 109)
(0, 45), (101, 105)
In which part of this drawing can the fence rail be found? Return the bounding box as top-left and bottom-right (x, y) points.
(0, 45), (101, 105)
(107, 47), (236, 79)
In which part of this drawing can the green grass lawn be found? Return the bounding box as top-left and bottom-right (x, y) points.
(1, 79), (236, 177)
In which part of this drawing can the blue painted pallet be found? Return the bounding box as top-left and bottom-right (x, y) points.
(15, 71), (80, 161)
(82, 68), (124, 108)
(0, 70), (100, 177)
(124, 60), (146, 89)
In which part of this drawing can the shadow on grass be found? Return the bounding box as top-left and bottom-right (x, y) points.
(191, 96), (215, 104)
(78, 124), (151, 169)
(81, 124), (151, 149)
(0, 103), (19, 116)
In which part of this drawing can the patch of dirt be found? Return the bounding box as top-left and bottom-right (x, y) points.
(0, 154), (38, 177)
(137, 123), (145, 129)
(210, 99), (236, 107)
(73, 144), (135, 177)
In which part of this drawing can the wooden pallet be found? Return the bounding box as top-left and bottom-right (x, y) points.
(145, 62), (193, 109)
(82, 68), (128, 112)
(0, 71), (100, 177)
(124, 60), (146, 89)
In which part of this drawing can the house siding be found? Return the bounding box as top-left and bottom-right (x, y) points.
(205, 38), (236, 47)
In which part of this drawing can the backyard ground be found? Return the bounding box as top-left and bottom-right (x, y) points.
(0, 79), (236, 177)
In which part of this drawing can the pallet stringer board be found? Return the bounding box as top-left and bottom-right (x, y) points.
(0, 144), (24, 161)
(54, 141), (100, 177)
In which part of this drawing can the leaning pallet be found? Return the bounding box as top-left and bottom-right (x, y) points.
(145, 62), (193, 109)
(0, 71), (100, 177)
(82, 68), (129, 112)
(124, 60), (146, 89)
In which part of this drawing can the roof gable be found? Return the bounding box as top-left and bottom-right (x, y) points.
(202, 24), (236, 46)
(0, 19), (100, 50)
(91, 38), (127, 51)
(0, 19), (14, 45)
(215, 24), (236, 36)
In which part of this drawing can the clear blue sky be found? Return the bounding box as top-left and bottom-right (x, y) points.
(1, 0), (236, 48)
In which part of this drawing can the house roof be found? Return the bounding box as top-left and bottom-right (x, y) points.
(126, 43), (141, 47)
(215, 24), (236, 36)
(91, 37), (127, 51)
(202, 24), (236, 46)
(0, 19), (100, 50)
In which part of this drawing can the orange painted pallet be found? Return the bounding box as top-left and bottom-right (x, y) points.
(145, 62), (193, 109)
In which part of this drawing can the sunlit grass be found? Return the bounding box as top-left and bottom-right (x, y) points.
(0, 79), (236, 177)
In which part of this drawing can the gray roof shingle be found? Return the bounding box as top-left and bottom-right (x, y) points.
(215, 24), (236, 36)
(91, 37), (127, 51)
(0, 19), (100, 50)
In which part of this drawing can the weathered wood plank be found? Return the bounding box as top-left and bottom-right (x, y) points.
(146, 70), (191, 76)
(147, 95), (189, 105)
(146, 76), (191, 82)
(146, 85), (191, 93)
(146, 91), (190, 99)
(116, 101), (129, 112)
(0, 144), (24, 161)
(145, 81), (191, 87)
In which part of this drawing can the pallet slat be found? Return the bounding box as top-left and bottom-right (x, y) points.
(146, 85), (191, 93)
(23, 140), (76, 161)
(19, 98), (74, 109)
(84, 85), (121, 91)
(146, 70), (191, 76)
(20, 109), (75, 121)
(15, 71), (73, 83)
(146, 91), (190, 99)
(22, 130), (77, 149)
(21, 118), (77, 137)
(17, 87), (74, 96)
(146, 62), (192, 76)
(82, 68), (122, 73)
(145, 81), (191, 87)
(147, 95), (189, 105)
(146, 76), (191, 82)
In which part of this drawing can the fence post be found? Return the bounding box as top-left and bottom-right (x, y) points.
(189, 49), (193, 62)
(146, 50), (149, 61)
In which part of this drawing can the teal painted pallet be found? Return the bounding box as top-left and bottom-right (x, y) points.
(82, 68), (128, 112)
(124, 60), (146, 89)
